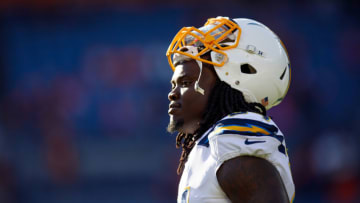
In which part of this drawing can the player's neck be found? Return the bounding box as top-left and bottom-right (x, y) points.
(180, 120), (201, 134)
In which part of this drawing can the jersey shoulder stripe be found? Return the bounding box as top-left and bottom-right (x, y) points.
(214, 118), (278, 136)
(198, 112), (283, 147)
(212, 113), (283, 143)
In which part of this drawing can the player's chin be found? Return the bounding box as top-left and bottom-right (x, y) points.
(167, 116), (184, 133)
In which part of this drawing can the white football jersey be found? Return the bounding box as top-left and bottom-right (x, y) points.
(177, 112), (295, 203)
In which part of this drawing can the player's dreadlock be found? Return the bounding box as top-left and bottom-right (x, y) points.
(175, 72), (266, 175)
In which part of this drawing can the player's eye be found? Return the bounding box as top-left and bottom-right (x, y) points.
(170, 82), (176, 90)
(181, 81), (192, 87)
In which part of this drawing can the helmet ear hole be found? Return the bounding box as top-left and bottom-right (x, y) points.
(179, 47), (189, 52)
(240, 64), (257, 74)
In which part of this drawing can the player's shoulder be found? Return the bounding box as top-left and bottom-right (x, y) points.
(217, 111), (277, 127)
(210, 111), (280, 138)
(222, 111), (272, 121)
(206, 111), (286, 162)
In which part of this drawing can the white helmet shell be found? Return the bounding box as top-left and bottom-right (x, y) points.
(211, 18), (291, 110)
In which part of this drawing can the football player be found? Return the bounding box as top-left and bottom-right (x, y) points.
(166, 17), (295, 203)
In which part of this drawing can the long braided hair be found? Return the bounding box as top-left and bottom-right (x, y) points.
(175, 72), (266, 175)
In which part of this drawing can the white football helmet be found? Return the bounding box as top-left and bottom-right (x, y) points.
(166, 16), (291, 110)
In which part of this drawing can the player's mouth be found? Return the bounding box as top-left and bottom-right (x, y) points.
(168, 102), (181, 114)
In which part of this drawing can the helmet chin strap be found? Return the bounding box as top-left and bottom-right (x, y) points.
(194, 60), (205, 95)
(173, 46), (205, 95)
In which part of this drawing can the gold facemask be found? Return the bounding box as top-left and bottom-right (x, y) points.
(166, 17), (241, 71)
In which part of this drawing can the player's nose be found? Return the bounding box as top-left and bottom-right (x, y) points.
(168, 87), (180, 101)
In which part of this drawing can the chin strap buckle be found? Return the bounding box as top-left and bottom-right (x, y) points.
(194, 81), (205, 95)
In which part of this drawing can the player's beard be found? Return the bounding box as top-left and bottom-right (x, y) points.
(167, 118), (184, 133)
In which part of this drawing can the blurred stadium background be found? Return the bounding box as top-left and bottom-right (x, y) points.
(0, 0), (359, 202)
